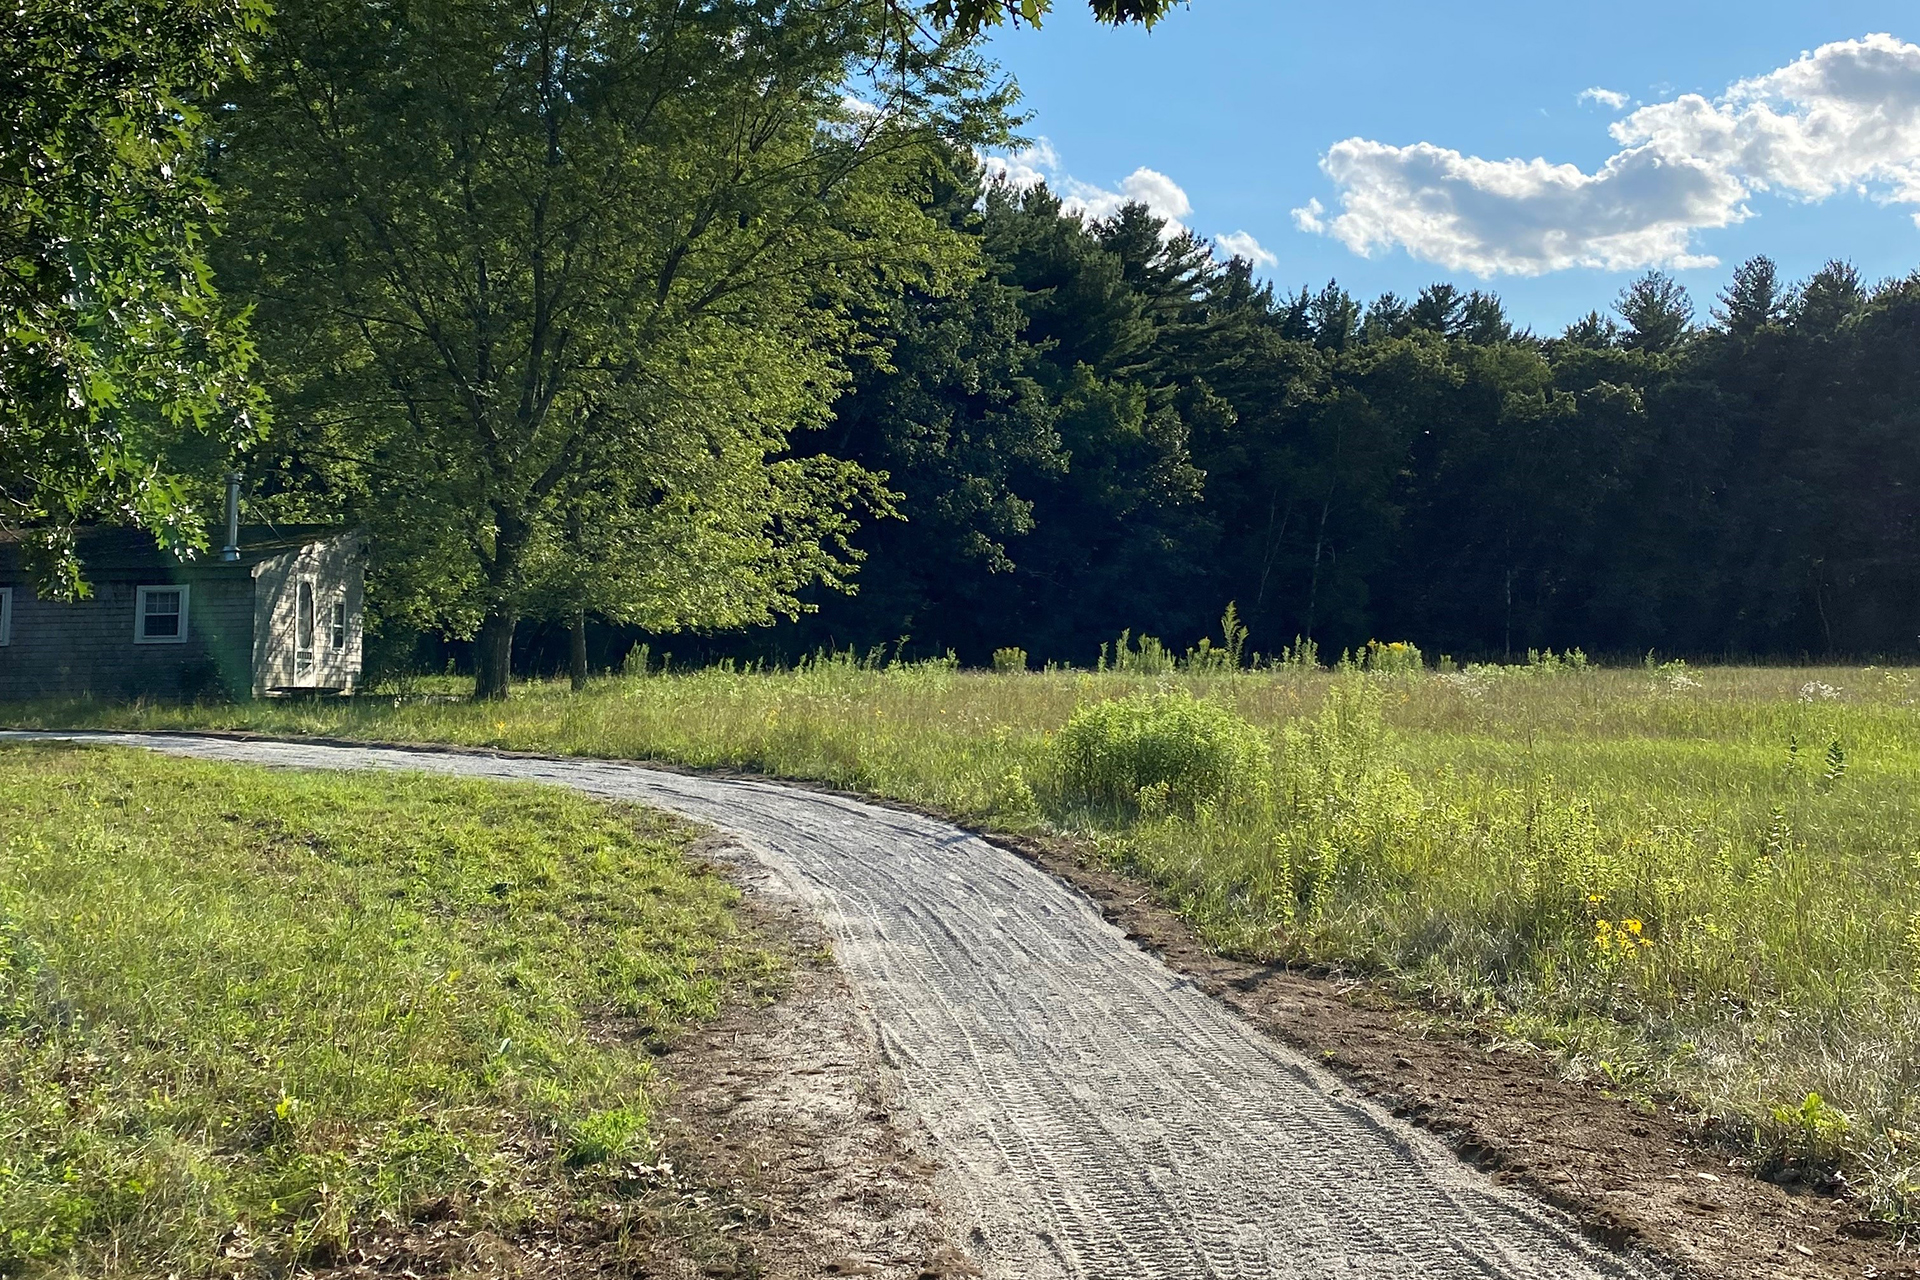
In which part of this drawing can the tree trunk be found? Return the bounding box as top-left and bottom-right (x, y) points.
(1304, 487), (1334, 641)
(1504, 567), (1514, 662)
(474, 610), (517, 700)
(570, 609), (588, 692)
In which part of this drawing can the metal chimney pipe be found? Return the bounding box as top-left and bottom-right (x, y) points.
(221, 471), (242, 562)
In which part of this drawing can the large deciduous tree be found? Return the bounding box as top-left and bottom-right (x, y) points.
(1, 0), (268, 594)
(221, 0), (1004, 696)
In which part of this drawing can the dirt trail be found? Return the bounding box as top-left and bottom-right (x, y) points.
(8, 732), (1667, 1280)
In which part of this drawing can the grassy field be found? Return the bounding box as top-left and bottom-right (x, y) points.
(0, 744), (773, 1277)
(12, 655), (1920, 1216)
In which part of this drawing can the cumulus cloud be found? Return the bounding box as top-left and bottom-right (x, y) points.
(1306, 137), (1744, 275)
(979, 137), (1271, 266)
(1215, 229), (1279, 267)
(1055, 166), (1194, 228)
(1295, 33), (1920, 276)
(1612, 32), (1920, 202)
(1579, 86), (1631, 110)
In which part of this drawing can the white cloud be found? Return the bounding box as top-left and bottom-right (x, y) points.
(1053, 166), (1194, 231)
(1302, 137), (1743, 275)
(978, 138), (1269, 268)
(1296, 33), (1920, 276)
(978, 140), (1061, 192)
(1215, 229), (1278, 267)
(1611, 32), (1920, 203)
(1579, 86), (1631, 110)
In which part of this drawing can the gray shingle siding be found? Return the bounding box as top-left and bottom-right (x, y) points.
(0, 528), (363, 700)
(0, 575), (255, 699)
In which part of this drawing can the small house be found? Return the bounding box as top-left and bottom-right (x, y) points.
(0, 525), (364, 700)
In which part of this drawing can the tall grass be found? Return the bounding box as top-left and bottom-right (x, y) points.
(14, 655), (1920, 1213)
(0, 745), (771, 1276)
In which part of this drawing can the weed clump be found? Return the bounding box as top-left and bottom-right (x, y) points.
(1357, 639), (1424, 675)
(1055, 689), (1269, 816)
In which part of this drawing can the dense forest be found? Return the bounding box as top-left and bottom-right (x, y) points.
(699, 174), (1920, 668)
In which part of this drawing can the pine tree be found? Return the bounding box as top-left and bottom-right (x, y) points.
(1714, 256), (1785, 335)
(1616, 272), (1695, 354)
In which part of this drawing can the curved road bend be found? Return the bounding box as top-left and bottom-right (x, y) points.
(4, 732), (1664, 1280)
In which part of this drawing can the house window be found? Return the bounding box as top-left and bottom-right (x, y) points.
(329, 600), (347, 649)
(134, 585), (190, 644)
(0, 587), (12, 646)
(296, 581), (316, 675)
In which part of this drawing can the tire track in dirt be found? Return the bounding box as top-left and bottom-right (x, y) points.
(6, 732), (1670, 1280)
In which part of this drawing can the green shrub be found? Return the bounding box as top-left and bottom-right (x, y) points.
(1359, 639), (1424, 674)
(1054, 689), (1269, 815)
(992, 646), (1029, 674)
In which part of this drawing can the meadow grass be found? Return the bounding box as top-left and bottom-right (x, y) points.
(0, 744), (773, 1277)
(14, 657), (1920, 1214)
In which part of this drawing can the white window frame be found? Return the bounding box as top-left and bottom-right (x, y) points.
(133, 584), (191, 644)
(0, 587), (12, 646)
(328, 598), (347, 649)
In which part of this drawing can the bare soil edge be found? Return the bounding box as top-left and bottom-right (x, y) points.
(64, 727), (1915, 1280)
(620, 834), (980, 1280)
(986, 829), (1912, 1280)
(300, 827), (972, 1280)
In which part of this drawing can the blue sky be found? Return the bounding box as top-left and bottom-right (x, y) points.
(980, 1), (1920, 333)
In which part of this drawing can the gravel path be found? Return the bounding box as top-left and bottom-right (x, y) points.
(8, 732), (1665, 1280)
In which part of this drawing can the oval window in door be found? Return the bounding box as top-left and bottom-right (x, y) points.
(296, 581), (316, 677)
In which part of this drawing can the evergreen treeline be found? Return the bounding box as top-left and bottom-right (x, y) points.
(737, 177), (1920, 666)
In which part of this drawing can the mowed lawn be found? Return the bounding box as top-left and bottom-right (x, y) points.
(0, 744), (773, 1277)
(15, 657), (1920, 1216)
